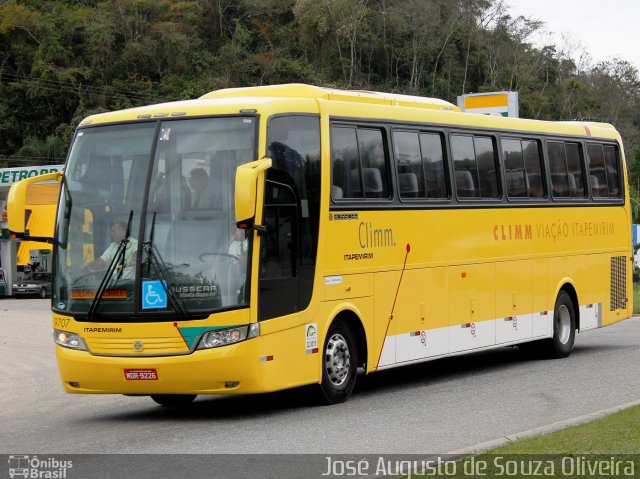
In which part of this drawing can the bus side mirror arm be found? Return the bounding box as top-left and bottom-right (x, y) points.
(234, 157), (272, 228)
(7, 171), (63, 241)
(236, 221), (268, 236)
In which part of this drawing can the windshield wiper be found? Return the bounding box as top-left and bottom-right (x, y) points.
(116, 213), (134, 280)
(87, 211), (133, 319)
(143, 211), (187, 318)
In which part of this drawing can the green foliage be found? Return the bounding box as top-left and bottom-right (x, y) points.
(0, 0), (639, 183)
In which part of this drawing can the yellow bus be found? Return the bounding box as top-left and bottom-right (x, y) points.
(8, 84), (632, 405)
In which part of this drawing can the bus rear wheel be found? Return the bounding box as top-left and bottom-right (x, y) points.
(150, 394), (197, 407)
(319, 321), (358, 404)
(545, 290), (576, 358)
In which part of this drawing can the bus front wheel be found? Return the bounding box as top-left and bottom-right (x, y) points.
(319, 321), (358, 404)
(150, 394), (197, 407)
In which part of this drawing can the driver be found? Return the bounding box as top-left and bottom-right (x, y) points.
(83, 221), (138, 279)
(227, 226), (248, 259)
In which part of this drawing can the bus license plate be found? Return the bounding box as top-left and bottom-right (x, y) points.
(124, 368), (158, 380)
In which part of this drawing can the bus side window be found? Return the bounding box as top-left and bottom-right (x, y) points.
(331, 127), (362, 199)
(451, 135), (479, 198)
(502, 138), (527, 198)
(393, 130), (425, 199)
(474, 136), (499, 198)
(522, 140), (545, 198)
(587, 144), (607, 198)
(357, 128), (390, 199)
(565, 142), (585, 198)
(603, 145), (621, 197)
(547, 141), (569, 197)
(331, 125), (390, 200)
(420, 132), (448, 199)
(548, 141), (585, 199)
(332, 158), (345, 199)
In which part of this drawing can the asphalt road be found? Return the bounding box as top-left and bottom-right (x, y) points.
(1, 298), (639, 459)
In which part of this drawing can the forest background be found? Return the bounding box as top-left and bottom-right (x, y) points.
(1, 0), (640, 216)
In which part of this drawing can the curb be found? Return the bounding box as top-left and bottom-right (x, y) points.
(446, 398), (640, 456)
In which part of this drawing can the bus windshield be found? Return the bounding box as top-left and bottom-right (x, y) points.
(53, 116), (257, 319)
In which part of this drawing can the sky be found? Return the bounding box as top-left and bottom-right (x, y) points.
(505, 0), (640, 70)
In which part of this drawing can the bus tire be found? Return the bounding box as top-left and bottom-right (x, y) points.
(150, 394), (197, 407)
(545, 290), (576, 358)
(319, 321), (358, 404)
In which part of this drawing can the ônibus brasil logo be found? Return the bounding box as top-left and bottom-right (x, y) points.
(8, 455), (73, 478)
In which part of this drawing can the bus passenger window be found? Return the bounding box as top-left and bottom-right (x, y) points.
(587, 144), (608, 198)
(451, 135), (479, 198)
(331, 127), (362, 199)
(547, 142), (569, 197)
(452, 134), (499, 199)
(357, 128), (390, 199)
(331, 125), (390, 200)
(548, 141), (585, 199)
(603, 146), (621, 197)
(502, 139), (527, 198)
(419, 133), (448, 199)
(393, 130), (448, 200)
(522, 140), (544, 198)
(474, 137), (499, 198)
(502, 138), (544, 199)
(393, 131), (425, 199)
(565, 143), (585, 197)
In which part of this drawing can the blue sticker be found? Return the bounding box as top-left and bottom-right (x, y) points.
(142, 280), (167, 309)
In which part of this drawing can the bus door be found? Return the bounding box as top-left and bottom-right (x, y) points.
(258, 180), (299, 320)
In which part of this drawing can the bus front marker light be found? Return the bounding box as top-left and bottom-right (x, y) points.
(247, 323), (260, 339)
(53, 330), (87, 351)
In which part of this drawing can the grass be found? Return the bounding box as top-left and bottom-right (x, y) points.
(411, 405), (640, 478)
(487, 404), (640, 455)
(634, 281), (640, 314)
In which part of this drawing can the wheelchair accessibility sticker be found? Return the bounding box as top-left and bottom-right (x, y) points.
(142, 280), (167, 309)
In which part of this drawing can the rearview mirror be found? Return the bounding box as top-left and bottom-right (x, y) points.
(235, 157), (272, 227)
(7, 171), (63, 242)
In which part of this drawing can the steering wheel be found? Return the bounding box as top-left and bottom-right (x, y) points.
(198, 252), (240, 263)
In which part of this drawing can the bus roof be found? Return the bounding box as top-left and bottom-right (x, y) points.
(79, 84), (620, 142)
(199, 83), (461, 112)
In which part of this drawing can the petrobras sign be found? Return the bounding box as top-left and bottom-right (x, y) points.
(457, 91), (519, 118)
(0, 165), (62, 187)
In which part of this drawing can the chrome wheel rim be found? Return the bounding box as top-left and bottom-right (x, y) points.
(325, 333), (351, 386)
(556, 304), (571, 344)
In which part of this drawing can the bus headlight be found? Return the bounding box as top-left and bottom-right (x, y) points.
(53, 329), (88, 351)
(197, 323), (259, 350)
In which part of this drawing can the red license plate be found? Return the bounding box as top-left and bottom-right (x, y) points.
(124, 368), (158, 380)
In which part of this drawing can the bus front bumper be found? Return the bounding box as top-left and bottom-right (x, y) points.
(55, 340), (264, 395)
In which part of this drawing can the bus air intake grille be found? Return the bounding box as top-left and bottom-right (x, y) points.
(610, 256), (626, 311)
(87, 337), (189, 356)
